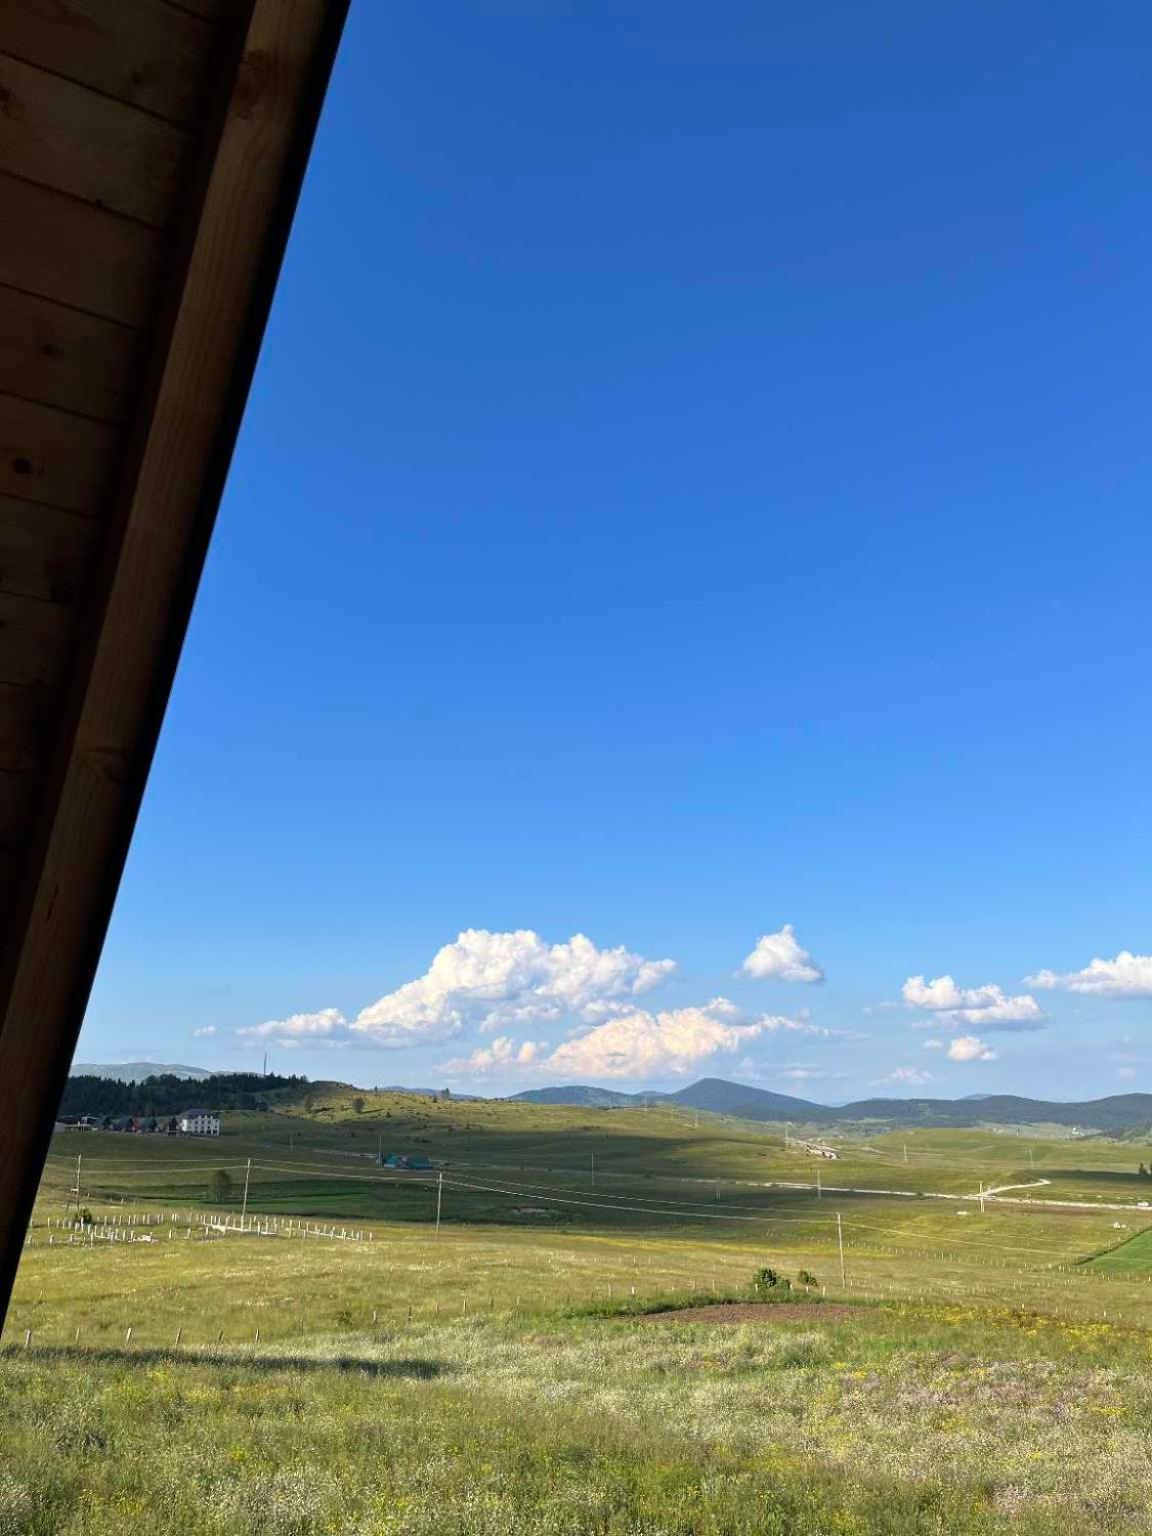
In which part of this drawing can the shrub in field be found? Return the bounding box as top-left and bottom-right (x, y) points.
(751, 1267), (791, 1298)
(208, 1169), (233, 1204)
(797, 1270), (818, 1288)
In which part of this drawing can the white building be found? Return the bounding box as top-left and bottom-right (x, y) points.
(178, 1108), (220, 1136)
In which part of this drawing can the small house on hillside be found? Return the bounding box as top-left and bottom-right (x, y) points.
(178, 1109), (220, 1136)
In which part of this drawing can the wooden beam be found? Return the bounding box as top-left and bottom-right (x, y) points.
(0, 0), (350, 1322)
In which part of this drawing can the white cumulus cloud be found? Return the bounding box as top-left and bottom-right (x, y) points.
(541, 1000), (773, 1080)
(238, 1008), (349, 1048)
(441, 1036), (543, 1075)
(192, 1026), (216, 1038)
(947, 1035), (998, 1063)
(742, 925), (824, 983)
(238, 930), (677, 1050)
(1028, 951), (1152, 998)
(443, 998), (815, 1082)
(354, 929), (675, 1043)
(901, 974), (1044, 1030)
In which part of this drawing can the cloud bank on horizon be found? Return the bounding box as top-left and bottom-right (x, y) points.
(238, 925), (849, 1081)
(442, 1001), (856, 1081)
(232, 927), (1149, 1087)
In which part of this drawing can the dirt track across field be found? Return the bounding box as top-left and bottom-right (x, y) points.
(635, 1303), (862, 1324)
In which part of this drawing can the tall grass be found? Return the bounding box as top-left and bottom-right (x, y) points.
(4, 1307), (1151, 1534)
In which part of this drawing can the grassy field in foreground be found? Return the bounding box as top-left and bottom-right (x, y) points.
(9, 1112), (1152, 1531)
(6, 1305), (1152, 1534)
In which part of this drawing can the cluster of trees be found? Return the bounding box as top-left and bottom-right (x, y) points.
(1138, 1164), (1152, 1177)
(59, 1072), (309, 1120)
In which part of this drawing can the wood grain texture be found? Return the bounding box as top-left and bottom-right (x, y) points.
(0, 589), (74, 688)
(0, 680), (52, 771)
(0, 392), (118, 511)
(0, 496), (96, 605)
(0, 285), (139, 422)
(0, 52), (186, 226)
(161, 0), (224, 22)
(162, 0), (225, 22)
(0, 173), (161, 326)
(0, 0), (210, 123)
(0, 766), (36, 843)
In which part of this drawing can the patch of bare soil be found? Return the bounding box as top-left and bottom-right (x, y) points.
(634, 1303), (861, 1324)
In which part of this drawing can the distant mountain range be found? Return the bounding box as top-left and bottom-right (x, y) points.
(71, 1061), (214, 1083)
(63, 1065), (1152, 1132)
(512, 1077), (1152, 1132)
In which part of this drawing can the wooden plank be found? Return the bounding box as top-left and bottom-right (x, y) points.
(0, 53), (186, 226)
(0, 393), (118, 512)
(0, 173), (161, 326)
(0, 0), (349, 1325)
(0, 0), (210, 124)
(162, 0), (223, 22)
(0, 769), (38, 918)
(0, 495), (97, 605)
(0, 285), (139, 422)
(0, 590), (74, 689)
(0, 767), (37, 844)
(0, 681), (52, 771)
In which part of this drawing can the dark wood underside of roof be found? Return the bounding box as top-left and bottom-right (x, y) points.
(0, 0), (350, 1321)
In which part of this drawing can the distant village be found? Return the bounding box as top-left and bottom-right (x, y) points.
(55, 1109), (221, 1136)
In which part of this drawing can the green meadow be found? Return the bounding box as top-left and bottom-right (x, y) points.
(8, 1092), (1152, 1532)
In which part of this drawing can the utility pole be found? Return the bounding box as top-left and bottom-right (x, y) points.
(784, 1122), (791, 1147)
(836, 1211), (846, 1286)
(816, 1167), (821, 1200)
(903, 1143), (908, 1165)
(435, 1171), (443, 1237)
(1029, 1146), (1034, 1170)
(70, 1154), (82, 1212)
(241, 1158), (252, 1231)
(378, 1132), (383, 1167)
(978, 1183), (985, 1215)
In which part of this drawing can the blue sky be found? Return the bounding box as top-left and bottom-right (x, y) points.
(79, 1), (1152, 1100)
